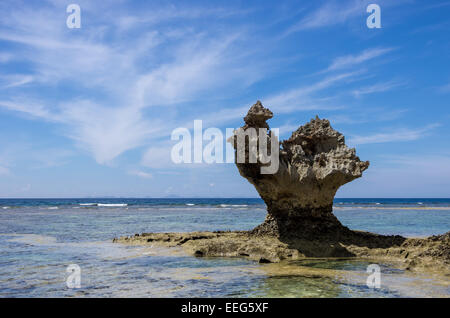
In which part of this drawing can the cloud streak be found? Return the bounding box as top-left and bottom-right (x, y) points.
(0, 75), (34, 88)
(349, 124), (440, 145)
(262, 72), (358, 113)
(129, 170), (153, 179)
(284, 0), (365, 35)
(327, 47), (395, 72)
(352, 80), (406, 97)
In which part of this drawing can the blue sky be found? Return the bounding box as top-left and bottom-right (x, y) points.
(0, 0), (449, 198)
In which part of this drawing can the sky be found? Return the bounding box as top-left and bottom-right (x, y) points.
(0, 0), (449, 198)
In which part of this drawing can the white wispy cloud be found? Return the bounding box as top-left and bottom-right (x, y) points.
(187, 55), (389, 132)
(57, 100), (165, 164)
(128, 170), (153, 179)
(278, 108), (409, 139)
(183, 70), (360, 131)
(0, 2), (262, 164)
(0, 100), (58, 121)
(283, 0), (410, 36)
(0, 75), (34, 88)
(328, 108), (408, 125)
(284, 0), (365, 35)
(116, 6), (248, 31)
(131, 34), (244, 107)
(352, 80), (406, 97)
(262, 72), (358, 113)
(327, 47), (395, 72)
(349, 124), (440, 145)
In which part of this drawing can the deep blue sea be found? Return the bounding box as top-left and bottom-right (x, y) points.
(0, 198), (449, 297)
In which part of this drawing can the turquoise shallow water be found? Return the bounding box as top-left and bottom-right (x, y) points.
(0, 198), (449, 297)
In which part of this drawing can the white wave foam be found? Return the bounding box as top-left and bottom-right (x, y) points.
(47, 207), (58, 210)
(2, 206), (9, 209)
(219, 204), (248, 208)
(186, 203), (195, 206)
(79, 203), (128, 207)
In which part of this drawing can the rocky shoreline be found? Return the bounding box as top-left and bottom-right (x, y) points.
(114, 101), (450, 275)
(113, 230), (450, 273)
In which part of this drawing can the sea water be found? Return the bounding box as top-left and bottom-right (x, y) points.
(0, 198), (449, 297)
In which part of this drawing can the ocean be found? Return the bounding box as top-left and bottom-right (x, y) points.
(0, 198), (449, 297)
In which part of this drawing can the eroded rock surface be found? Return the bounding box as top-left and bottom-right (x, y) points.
(113, 231), (450, 273)
(231, 101), (369, 238)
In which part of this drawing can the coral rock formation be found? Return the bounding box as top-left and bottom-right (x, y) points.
(114, 101), (450, 273)
(232, 101), (369, 238)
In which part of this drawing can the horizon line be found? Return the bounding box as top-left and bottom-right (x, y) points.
(1, 197), (450, 200)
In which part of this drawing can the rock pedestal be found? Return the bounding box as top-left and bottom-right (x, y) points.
(231, 101), (369, 238)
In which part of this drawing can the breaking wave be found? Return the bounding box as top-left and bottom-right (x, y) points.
(79, 203), (128, 207)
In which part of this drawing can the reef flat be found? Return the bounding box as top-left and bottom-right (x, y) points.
(114, 101), (450, 274)
(113, 230), (449, 273)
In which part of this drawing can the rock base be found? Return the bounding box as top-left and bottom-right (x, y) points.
(250, 207), (350, 239)
(113, 230), (450, 274)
